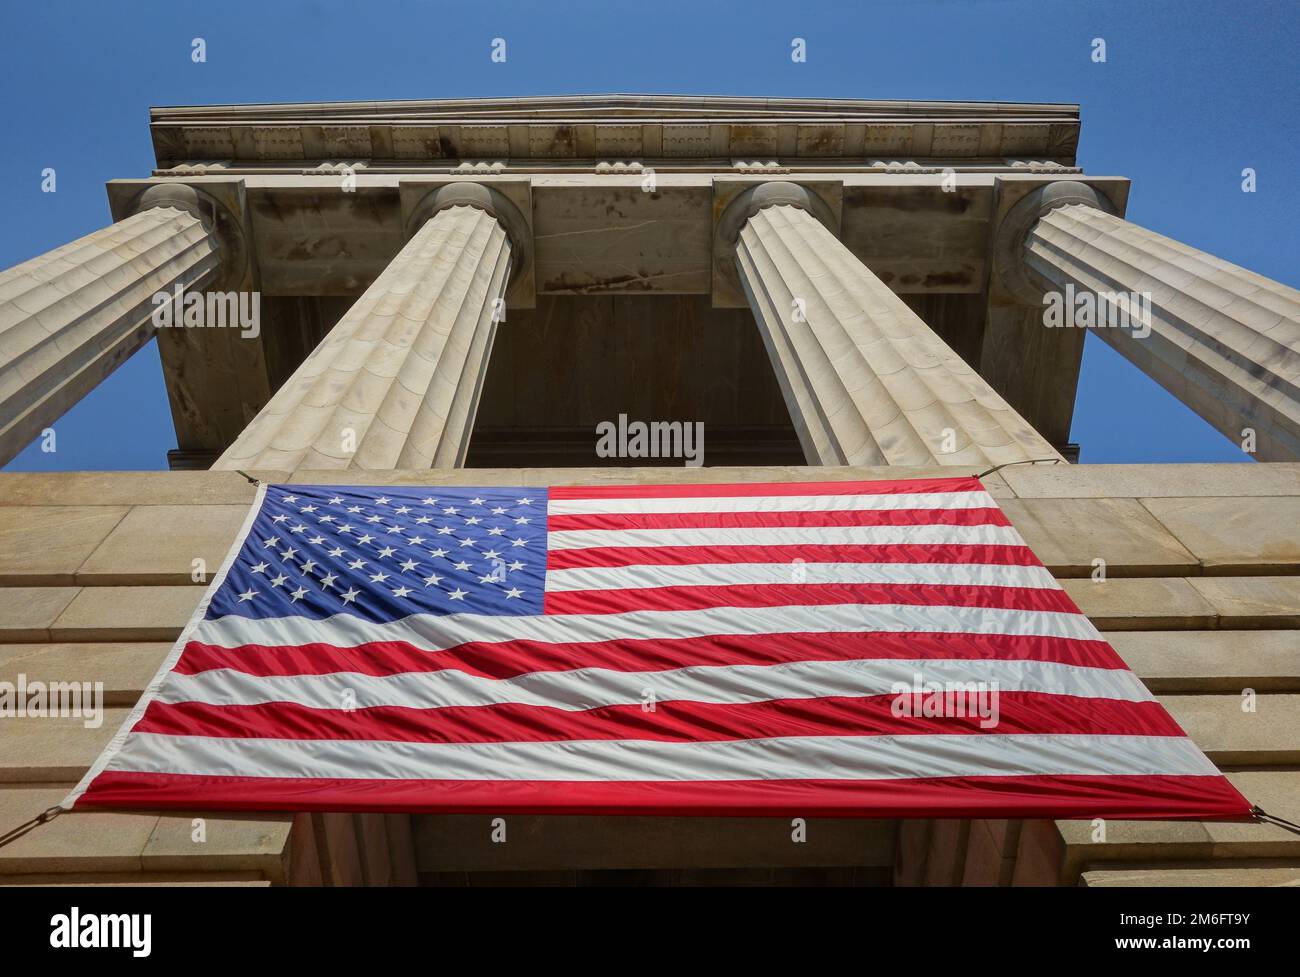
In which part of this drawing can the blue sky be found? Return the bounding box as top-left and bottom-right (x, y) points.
(2, 0), (1296, 470)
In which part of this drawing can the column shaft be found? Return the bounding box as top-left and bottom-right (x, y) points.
(215, 203), (510, 471)
(735, 202), (1060, 466)
(1025, 204), (1300, 460)
(0, 206), (219, 463)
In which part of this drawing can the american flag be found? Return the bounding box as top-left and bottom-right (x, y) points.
(68, 477), (1250, 819)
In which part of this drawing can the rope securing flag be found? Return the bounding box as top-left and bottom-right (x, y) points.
(67, 477), (1252, 820)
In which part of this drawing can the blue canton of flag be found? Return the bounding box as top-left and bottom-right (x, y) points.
(210, 485), (547, 621)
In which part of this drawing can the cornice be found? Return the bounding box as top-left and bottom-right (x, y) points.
(148, 95), (1081, 167)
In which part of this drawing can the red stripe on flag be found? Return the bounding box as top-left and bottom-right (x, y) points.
(547, 507), (1010, 531)
(75, 770), (1254, 819)
(546, 543), (1039, 570)
(133, 693), (1187, 745)
(542, 582), (1080, 616)
(547, 477), (986, 500)
(177, 630), (1126, 679)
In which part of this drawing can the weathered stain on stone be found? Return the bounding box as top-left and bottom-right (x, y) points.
(922, 269), (974, 288)
(542, 272), (658, 293)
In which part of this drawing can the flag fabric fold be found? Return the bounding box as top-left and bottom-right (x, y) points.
(66, 477), (1252, 820)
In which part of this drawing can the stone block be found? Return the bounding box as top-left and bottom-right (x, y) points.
(1205, 770), (1300, 858)
(1106, 630), (1300, 693)
(1061, 578), (1217, 629)
(1140, 497), (1300, 573)
(77, 504), (248, 585)
(0, 708), (130, 782)
(1160, 694), (1300, 765)
(1082, 866), (1300, 887)
(0, 506), (128, 585)
(142, 811), (295, 883)
(0, 471), (279, 507)
(1188, 576), (1300, 628)
(0, 787), (158, 876)
(1041, 771), (1299, 882)
(1002, 497), (1197, 576)
(0, 587), (79, 641)
(287, 465), (1016, 497)
(0, 642), (169, 706)
(49, 586), (200, 641)
(1003, 463), (1300, 499)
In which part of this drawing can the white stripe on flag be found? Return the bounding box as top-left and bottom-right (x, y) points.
(547, 490), (1001, 516)
(105, 731), (1219, 783)
(544, 561), (1061, 593)
(154, 657), (1154, 712)
(191, 602), (1104, 652)
(547, 523), (1027, 551)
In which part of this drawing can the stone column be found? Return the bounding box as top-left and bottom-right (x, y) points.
(215, 183), (523, 471)
(0, 185), (222, 464)
(724, 182), (1061, 467)
(998, 181), (1300, 461)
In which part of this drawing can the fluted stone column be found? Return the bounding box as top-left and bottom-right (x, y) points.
(725, 182), (1061, 467)
(215, 183), (522, 471)
(0, 185), (222, 464)
(999, 181), (1300, 461)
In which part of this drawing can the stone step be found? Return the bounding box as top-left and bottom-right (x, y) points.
(0, 785), (300, 883)
(1081, 865), (1300, 887)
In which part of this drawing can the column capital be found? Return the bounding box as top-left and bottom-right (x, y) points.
(717, 180), (838, 246)
(993, 180), (1117, 305)
(128, 182), (247, 289)
(405, 182), (531, 286)
(129, 182), (214, 225)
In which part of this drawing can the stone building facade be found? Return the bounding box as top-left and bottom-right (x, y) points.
(0, 96), (1296, 886)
